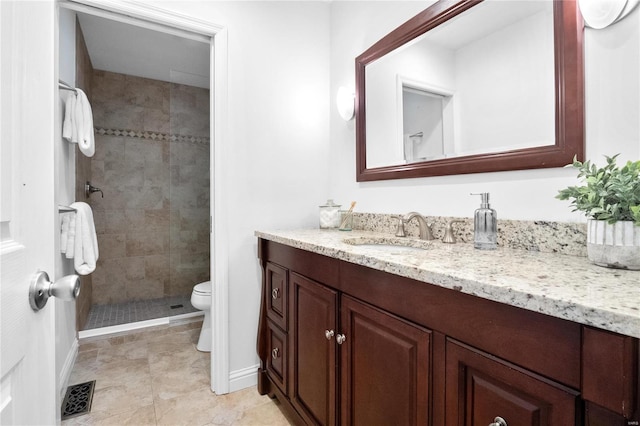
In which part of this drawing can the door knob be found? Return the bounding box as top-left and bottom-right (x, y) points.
(325, 329), (334, 340)
(336, 333), (346, 345)
(29, 271), (80, 311)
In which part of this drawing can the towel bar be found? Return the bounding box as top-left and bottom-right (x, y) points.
(58, 205), (76, 213)
(58, 80), (77, 94)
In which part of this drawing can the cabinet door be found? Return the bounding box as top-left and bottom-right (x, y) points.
(290, 273), (338, 426)
(445, 339), (579, 426)
(340, 295), (431, 426)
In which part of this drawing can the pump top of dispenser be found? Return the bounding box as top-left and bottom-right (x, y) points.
(471, 192), (491, 208)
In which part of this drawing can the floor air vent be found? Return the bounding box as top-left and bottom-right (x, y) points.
(61, 380), (95, 420)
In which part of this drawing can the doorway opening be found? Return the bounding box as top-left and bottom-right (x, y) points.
(58, 0), (229, 395)
(59, 8), (211, 335)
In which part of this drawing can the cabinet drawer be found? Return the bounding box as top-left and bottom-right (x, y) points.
(266, 262), (288, 331)
(266, 321), (288, 395)
(445, 339), (579, 426)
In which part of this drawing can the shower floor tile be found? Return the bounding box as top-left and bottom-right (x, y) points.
(84, 295), (198, 330)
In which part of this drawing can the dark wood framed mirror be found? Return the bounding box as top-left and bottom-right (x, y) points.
(355, 0), (584, 182)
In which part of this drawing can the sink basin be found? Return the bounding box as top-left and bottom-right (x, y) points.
(343, 237), (431, 252)
(355, 244), (425, 252)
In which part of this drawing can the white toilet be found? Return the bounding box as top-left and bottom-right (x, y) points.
(190, 281), (212, 352)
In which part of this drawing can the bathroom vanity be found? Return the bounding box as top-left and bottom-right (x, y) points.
(256, 229), (639, 426)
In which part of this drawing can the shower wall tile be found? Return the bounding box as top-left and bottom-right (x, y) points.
(91, 70), (209, 303)
(127, 278), (164, 301)
(92, 258), (127, 305)
(122, 256), (145, 281)
(93, 135), (125, 163)
(97, 234), (127, 259)
(144, 255), (170, 280)
(124, 186), (164, 210)
(126, 231), (169, 257)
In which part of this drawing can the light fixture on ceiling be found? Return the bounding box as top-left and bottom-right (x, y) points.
(336, 86), (355, 121)
(578, 0), (639, 28)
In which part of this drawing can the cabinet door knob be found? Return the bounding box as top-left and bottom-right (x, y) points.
(336, 333), (346, 345)
(489, 417), (507, 426)
(325, 329), (334, 340)
(271, 288), (280, 299)
(272, 347), (280, 359)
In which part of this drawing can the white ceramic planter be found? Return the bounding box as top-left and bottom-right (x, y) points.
(587, 219), (640, 270)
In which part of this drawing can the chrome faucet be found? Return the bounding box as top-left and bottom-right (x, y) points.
(396, 212), (434, 240)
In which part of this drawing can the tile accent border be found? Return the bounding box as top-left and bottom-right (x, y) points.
(95, 127), (210, 146)
(351, 212), (587, 257)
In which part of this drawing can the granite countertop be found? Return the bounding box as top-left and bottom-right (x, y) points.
(256, 229), (640, 339)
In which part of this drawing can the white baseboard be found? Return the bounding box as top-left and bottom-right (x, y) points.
(58, 338), (79, 401)
(228, 363), (258, 393)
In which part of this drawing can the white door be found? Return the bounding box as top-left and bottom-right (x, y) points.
(1, 1), (57, 425)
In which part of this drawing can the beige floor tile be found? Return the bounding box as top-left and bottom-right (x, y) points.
(154, 387), (220, 426)
(147, 329), (198, 355)
(232, 398), (292, 426)
(214, 388), (274, 415)
(62, 404), (156, 426)
(150, 360), (210, 401)
(90, 377), (154, 416)
(97, 340), (149, 364)
(68, 320), (290, 426)
(92, 358), (151, 390)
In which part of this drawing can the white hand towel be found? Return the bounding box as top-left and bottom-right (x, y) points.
(62, 92), (77, 142)
(76, 89), (95, 157)
(69, 202), (99, 275)
(65, 213), (76, 259)
(60, 214), (70, 254)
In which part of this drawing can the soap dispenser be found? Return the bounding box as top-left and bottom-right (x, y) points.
(471, 193), (497, 250)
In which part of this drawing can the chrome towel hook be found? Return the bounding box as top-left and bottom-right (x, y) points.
(85, 181), (103, 198)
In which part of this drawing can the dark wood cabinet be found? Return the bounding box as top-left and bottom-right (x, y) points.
(445, 339), (579, 426)
(340, 294), (431, 426)
(290, 272), (338, 426)
(287, 272), (431, 426)
(257, 238), (640, 426)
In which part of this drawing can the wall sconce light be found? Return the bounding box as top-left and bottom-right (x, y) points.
(336, 86), (355, 121)
(578, 0), (639, 28)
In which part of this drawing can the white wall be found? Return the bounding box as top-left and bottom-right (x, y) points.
(152, 1), (332, 381)
(329, 1), (640, 222)
(455, 7), (554, 154)
(55, 6), (78, 401)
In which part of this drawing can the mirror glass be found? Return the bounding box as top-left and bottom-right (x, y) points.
(355, 0), (584, 181)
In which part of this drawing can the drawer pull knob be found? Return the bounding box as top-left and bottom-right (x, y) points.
(325, 329), (334, 340)
(272, 348), (280, 359)
(489, 417), (507, 426)
(271, 288), (280, 299)
(336, 333), (346, 345)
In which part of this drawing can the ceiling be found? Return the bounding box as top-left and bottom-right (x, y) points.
(77, 12), (211, 89)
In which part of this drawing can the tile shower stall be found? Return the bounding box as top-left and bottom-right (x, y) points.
(84, 71), (210, 329)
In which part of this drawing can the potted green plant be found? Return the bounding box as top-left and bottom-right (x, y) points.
(557, 154), (640, 270)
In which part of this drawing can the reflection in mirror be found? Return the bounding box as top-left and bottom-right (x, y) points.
(366, 1), (555, 169)
(402, 86), (447, 163)
(355, 0), (584, 181)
